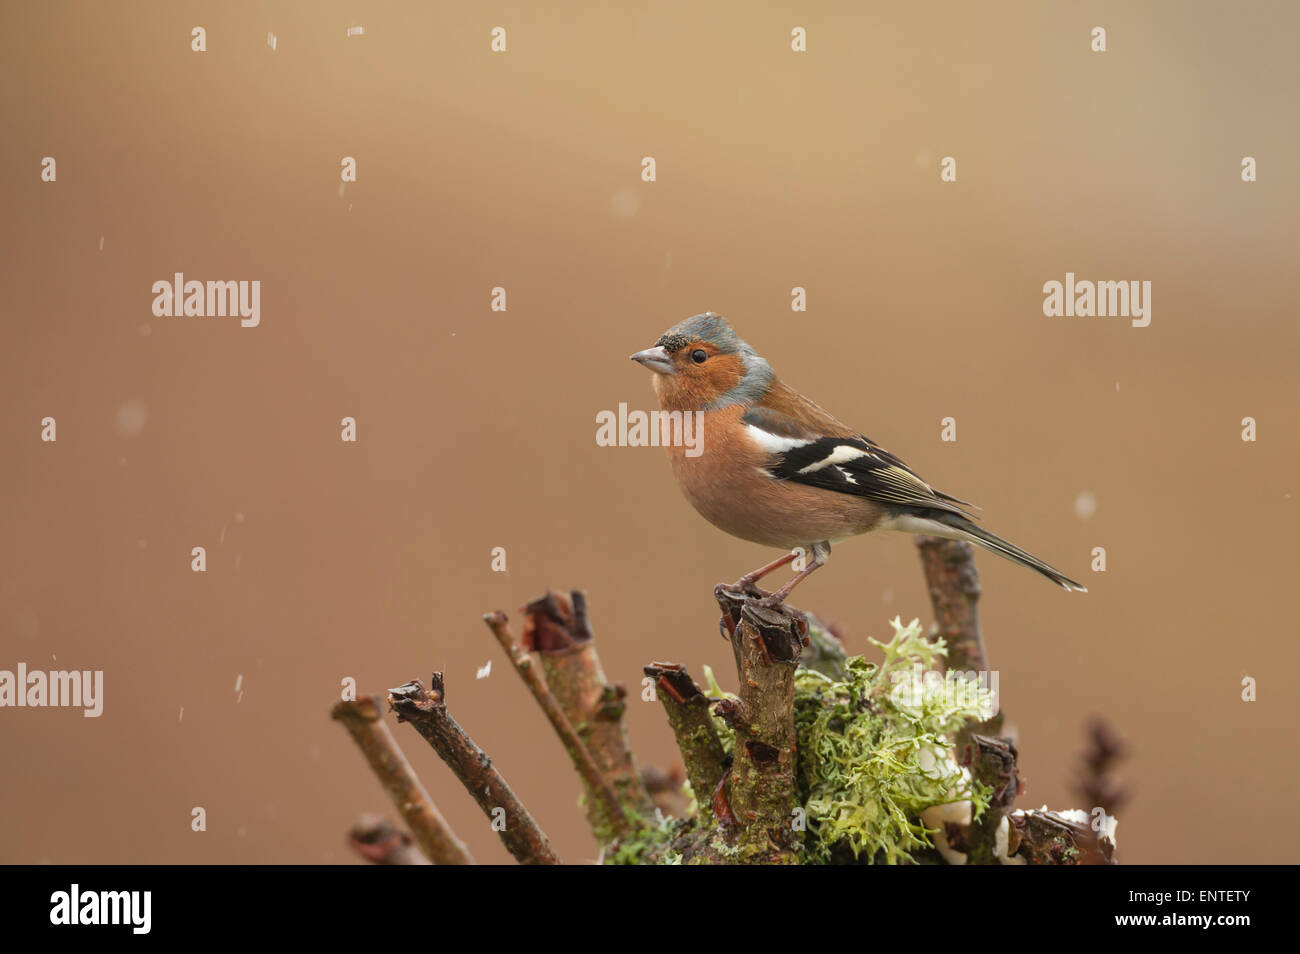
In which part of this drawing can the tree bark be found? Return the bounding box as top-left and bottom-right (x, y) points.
(331, 696), (473, 865)
(388, 674), (561, 865)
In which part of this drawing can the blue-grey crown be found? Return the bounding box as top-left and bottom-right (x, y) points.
(658, 312), (773, 409)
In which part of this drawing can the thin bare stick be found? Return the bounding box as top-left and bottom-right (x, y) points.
(484, 610), (632, 840)
(331, 696), (474, 865)
(388, 675), (561, 865)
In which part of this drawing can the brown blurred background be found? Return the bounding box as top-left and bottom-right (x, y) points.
(2, 1), (1297, 864)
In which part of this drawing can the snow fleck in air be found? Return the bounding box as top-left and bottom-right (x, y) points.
(136, 539), (148, 550)
(882, 586), (894, 607)
(234, 674), (243, 692)
(179, 706), (184, 721)
(219, 525), (226, 544)
(98, 236), (104, 251)
(611, 189), (640, 220)
(139, 324), (151, 336)
(1115, 382), (1120, 392)
(338, 183), (346, 198)
(1074, 491), (1097, 520)
(476, 661), (492, 679)
(347, 26), (365, 37)
(267, 32), (277, 51)
(115, 400), (147, 437)
(234, 512), (244, 523)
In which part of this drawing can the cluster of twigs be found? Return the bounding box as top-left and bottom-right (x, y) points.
(330, 538), (1123, 864)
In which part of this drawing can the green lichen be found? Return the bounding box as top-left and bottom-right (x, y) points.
(701, 664), (736, 758)
(601, 812), (683, 865)
(793, 616), (994, 865)
(680, 778), (698, 818)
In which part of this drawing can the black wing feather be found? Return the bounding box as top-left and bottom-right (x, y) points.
(765, 434), (978, 519)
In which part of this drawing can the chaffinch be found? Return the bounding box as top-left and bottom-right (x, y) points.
(630, 313), (1086, 605)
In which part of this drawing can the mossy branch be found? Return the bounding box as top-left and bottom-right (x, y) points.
(710, 587), (808, 864)
(962, 734), (1021, 865)
(1009, 809), (1116, 865)
(642, 662), (728, 819)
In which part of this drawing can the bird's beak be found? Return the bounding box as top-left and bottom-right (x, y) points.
(629, 346), (675, 375)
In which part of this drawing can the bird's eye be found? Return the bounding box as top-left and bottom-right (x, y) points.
(690, 349), (708, 364)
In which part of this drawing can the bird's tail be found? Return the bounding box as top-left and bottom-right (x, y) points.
(894, 512), (1087, 592)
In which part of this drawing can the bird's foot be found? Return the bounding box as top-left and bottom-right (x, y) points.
(717, 577), (771, 600)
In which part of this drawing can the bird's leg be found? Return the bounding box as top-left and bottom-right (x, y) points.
(722, 549), (801, 598)
(755, 541), (830, 609)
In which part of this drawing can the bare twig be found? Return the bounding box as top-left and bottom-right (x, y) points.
(388, 675), (561, 865)
(347, 813), (433, 865)
(331, 696), (474, 865)
(484, 609), (632, 840)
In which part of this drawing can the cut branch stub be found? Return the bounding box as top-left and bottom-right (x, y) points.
(518, 591), (655, 832)
(347, 813), (433, 866)
(641, 764), (693, 820)
(388, 675), (561, 865)
(643, 661), (728, 816)
(962, 734), (1021, 865)
(1009, 809), (1116, 865)
(1074, 717), (1130, 818)
(712, 594), (805, 864)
